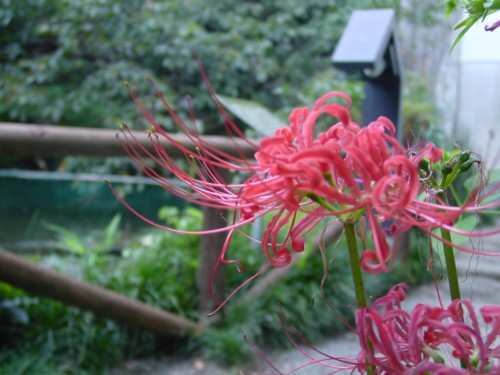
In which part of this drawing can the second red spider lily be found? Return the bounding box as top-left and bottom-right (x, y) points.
(356, 283), (500, 374)
(255, 284), (500, 374)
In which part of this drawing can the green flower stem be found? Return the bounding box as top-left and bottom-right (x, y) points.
(344, 223), (374, 375)
(344, 223), (368, 308)
(436, 189), (461, 302)
(436, 189), (464, 368)
(441, 229), (466, 369)
(440, 227), (461, 301)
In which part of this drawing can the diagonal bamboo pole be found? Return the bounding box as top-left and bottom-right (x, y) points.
(0, 248), (202, 336)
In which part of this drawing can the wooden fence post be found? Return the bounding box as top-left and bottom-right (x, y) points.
(197, 168), (230, 314)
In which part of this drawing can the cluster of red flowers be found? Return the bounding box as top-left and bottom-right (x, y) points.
(255, 284), (500, 374)
(356, 284), (500, 374)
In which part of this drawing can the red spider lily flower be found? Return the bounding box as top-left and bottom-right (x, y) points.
(246, 285), (500, 374)
(110, 73), (500, 308)
(356, 283), (500, 374)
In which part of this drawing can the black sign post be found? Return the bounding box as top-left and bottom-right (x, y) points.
(332, 9), (403, 134)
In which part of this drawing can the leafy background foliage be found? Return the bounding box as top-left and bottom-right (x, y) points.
(1, 0), (400, 132)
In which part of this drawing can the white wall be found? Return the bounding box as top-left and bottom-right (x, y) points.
(456, 14), (500, 167)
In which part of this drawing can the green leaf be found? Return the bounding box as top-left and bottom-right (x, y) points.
(453, 17), (472, 30)
(43, 222), (86, 255)
(450, 17), (478, 52)
(101, 213), (122, 251)
(431, 215), (478, 256)
(218, 95), (285, 136)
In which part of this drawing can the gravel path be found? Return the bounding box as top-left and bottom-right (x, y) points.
(111, 229), (500, 375)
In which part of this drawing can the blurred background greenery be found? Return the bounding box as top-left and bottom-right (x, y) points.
(2, 0), (451, 135)
(0, 0), (455, 374)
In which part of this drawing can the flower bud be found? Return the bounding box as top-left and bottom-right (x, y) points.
(459, 152), (470, 163)
(442, 163), (453, 174)
(459, 161), (473, 173)
(419, 159), (430, 172)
